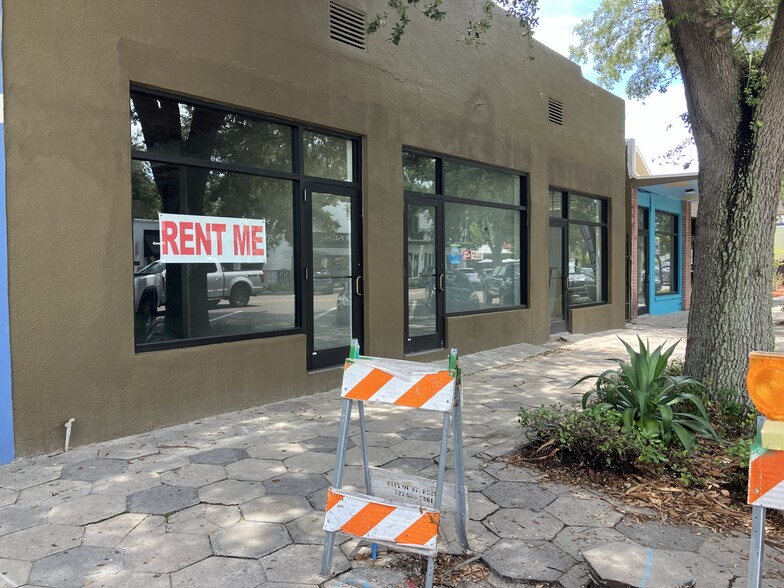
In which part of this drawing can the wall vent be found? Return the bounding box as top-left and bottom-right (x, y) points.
(330, 2), (366, 50)
(548, 98), (564, 125)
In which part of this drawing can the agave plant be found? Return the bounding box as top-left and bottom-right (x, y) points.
(576, 336), (718, 451)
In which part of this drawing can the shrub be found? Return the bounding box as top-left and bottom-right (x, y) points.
(577, 337), (718, 451)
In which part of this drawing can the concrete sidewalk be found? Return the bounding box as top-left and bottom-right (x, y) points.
(0, 314), (783, 587)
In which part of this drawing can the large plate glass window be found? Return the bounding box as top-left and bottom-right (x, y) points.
(130, 88), (362, 361)
(404, 150), (527, 353)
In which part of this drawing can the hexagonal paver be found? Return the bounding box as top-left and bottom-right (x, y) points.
(0, 504), (49, 536)
(483, 539), (575, 582)
(483, 461), (542, 482)
(283, 452), (334, 474)
(344, 446), (396, 467)
(300, 436), (355, 453)
(545, 495), (624, 527)
(262, 543), (350, 584)
(29, 546), (123, 587)
(83, 513), (149, 547)
(80, 570), (171, 588)
(263, 473), (328, 496)
(16, 480), (92, 508)
(484, 508), (564, 540)
(616, 519), (706, 552)
(241, 495), (312, 524)
(171, 556), (266, 588)
(91, 471), (161, 495)
(381, 457), (434, 475)
(482, 481), (556, 511)
(325, 567), (409, 587)
(0, 488), (18, 507)
(127, 485), (199, 515)
(166, 504), (241, 535)
(123, 532), (212, 573)
(189, 448), (250, 465)
(0, 557), (31, 586)
(398, 427), (443, 441)
(468, 491), (500, 521)
(225, 458), (286, 481)
(285, 510), (348, 545)
(246, 441), (306, 460)
(0, 465), (62, 490)
(210, 521), (290, 558)
(198, 479), (266, 505)
(48, 495), (127, 526)
(553, 525), (633, 559)
(160, 464), (227, 488)
(389, 440), (442, 459)
(61, 458), (128, 482)
(0, 524), (83, 560)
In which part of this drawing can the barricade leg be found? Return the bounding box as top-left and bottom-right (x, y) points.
(424, 554), (435, 588)
(452, 383), (469, 552)
(321, 399), (354, 577)
(748, 505), (766, 588)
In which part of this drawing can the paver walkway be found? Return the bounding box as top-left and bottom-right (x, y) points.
(1, 309), (784, 587)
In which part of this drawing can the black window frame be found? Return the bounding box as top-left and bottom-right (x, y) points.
(403, 148), (529, 316)
(549, 188), (609, 308)
(130, 85), (361, 353)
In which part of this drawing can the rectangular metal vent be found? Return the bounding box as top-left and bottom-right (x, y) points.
(330, 2), (366, 50)
(548, 98), (564, 126)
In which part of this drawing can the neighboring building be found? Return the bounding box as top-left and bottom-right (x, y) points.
(0, 1), (626, 459)
(626, 139), (697, 319)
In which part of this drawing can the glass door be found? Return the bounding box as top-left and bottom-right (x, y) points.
(638, 207), (649, 315)
(405, 199), (444, 353)
(305, 183), (362, 370)
(548, 224), (567, 334)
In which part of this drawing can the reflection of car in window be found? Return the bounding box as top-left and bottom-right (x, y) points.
(483, 261), (520, 305)
(313, 269), (334, 295)
(445, 270), (480, 313)
(136, 261), (265, 309)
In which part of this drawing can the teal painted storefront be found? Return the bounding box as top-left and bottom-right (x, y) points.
(637, 190), (683, 316)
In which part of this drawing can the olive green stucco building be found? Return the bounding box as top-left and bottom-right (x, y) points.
(0, 1), (626, 459)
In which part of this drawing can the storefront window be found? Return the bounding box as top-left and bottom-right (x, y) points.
(568, 223), (604, 304)
(131, 88), (357, 351)
(655, 212), (679, 295)
(403, 150), (527, 316)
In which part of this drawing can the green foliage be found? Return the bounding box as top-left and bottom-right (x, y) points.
(518, 404), (667, 471)
(577, 337), (718, 451)
(569, 0), (776, 99)
(368, 0), (539, 46)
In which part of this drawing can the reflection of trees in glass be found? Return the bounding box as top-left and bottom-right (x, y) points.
(403, 152), (436, 193)
(304, 131), (353, 181)
(443, 160), (519, 205)
(446, 203), (517, 266)
(568, 195), (601, 223)
(131, 161), (161, 220)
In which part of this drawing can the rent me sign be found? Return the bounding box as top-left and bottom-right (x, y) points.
(158, 213), (267, 264)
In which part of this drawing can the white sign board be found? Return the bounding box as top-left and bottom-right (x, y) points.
(158, 213), (266, 264)
(369, 467), (464, 513)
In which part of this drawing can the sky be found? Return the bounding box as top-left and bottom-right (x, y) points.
(532, 0), (698, 175)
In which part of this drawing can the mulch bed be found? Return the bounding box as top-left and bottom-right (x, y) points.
(504, 441), (784, 548)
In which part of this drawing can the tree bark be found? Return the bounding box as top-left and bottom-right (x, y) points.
(661, 0), (784, 396)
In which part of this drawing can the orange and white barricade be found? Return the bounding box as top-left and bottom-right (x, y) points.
(746, 352), (784, 587)
(321, 340), (469, 588)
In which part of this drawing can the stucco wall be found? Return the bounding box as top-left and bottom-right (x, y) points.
(3, 0), (626, 455)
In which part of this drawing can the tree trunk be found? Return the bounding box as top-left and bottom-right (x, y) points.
(661, 0), (784, 397)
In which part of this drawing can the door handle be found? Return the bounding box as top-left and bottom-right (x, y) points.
(355, 275), (363, 296)
(439, 273), (445, 292)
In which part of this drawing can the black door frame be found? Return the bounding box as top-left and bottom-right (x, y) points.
(405, 195), (445, 353)
(549, 220), (568, 334)
(638, 206), (649, 315)
(304, 181), (363, 370)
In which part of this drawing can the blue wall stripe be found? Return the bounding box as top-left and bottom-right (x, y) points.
(0, 3), (15, 464)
